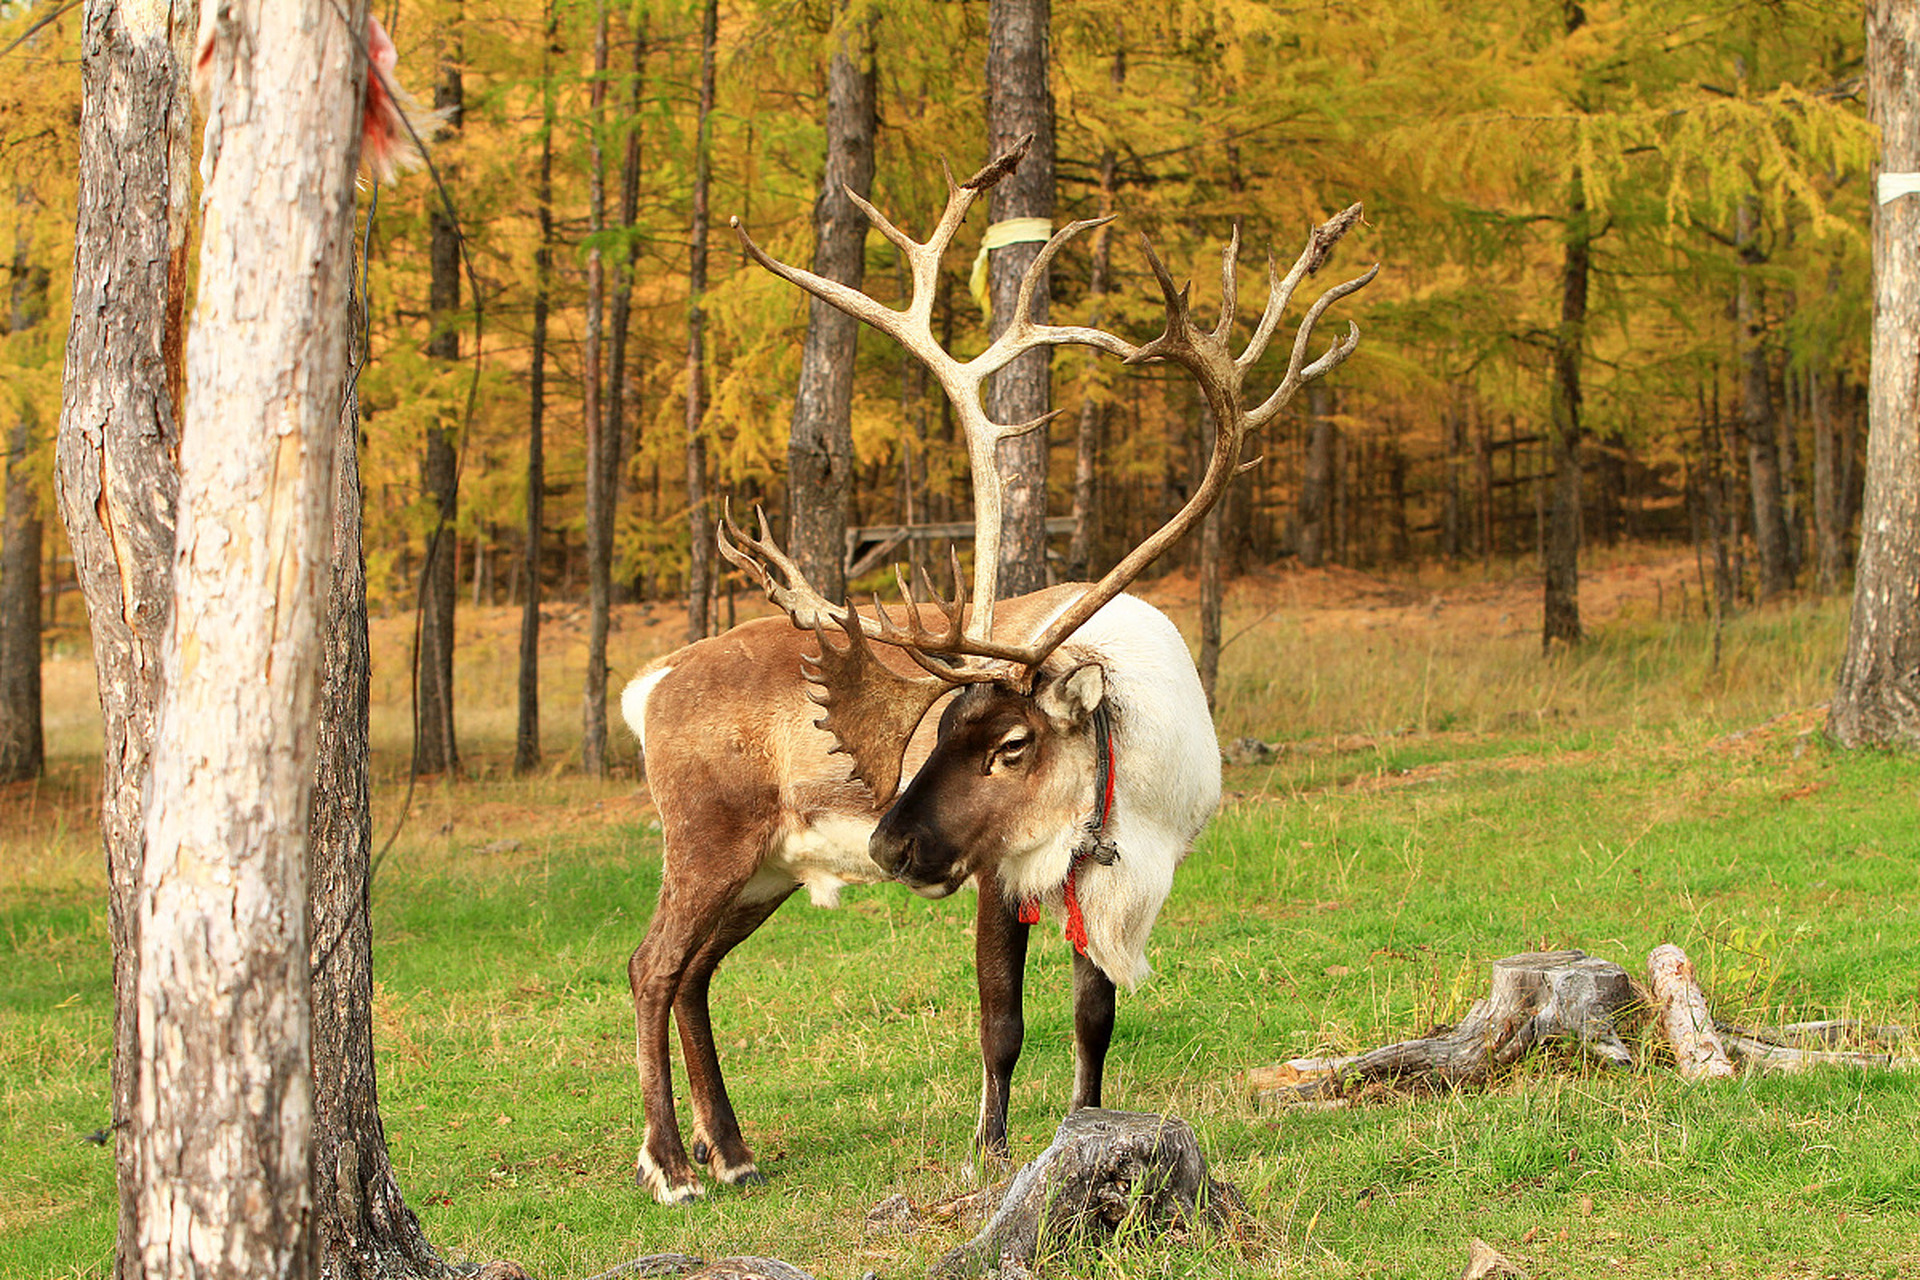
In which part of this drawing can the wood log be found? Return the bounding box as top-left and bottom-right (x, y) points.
(1249, 950), (1637, 1105)
(933, 1109), (1237, 1279)
(1647, 944), (1734, 1080)
(1715, 1022), (1913, 1075)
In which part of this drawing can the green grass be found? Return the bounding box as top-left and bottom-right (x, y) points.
(4, 577), (1919, 1278)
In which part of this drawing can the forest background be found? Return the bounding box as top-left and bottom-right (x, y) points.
(0, 0), (1879, 772)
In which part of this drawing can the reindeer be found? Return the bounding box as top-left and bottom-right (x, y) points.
(620, 141), (1375, 1204)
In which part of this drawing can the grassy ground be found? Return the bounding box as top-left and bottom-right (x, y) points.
(4, 551), (1918, 1278)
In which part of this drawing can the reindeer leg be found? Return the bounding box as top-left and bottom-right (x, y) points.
(1070, 946), (1116, 1110)
(971, 865), (1031, 1171)
(628, 856), (757, 1205)
(676, 886), (795, 1188)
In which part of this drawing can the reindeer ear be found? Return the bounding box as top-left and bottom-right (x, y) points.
(1035, 662), (1105, 728)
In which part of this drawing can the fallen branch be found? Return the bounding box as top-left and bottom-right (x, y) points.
(1246, 950), (1637, 1105)
(1647, 944), (1734, 1080)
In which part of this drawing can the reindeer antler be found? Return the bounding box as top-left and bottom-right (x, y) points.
(725, 143), (1376, 795)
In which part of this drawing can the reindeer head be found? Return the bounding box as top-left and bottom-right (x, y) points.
(721, 142), (1376, 894)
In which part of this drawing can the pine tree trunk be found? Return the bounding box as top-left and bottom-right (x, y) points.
(1543, 173), (1589, 651)
(515, 4), (557, 778)
(786, 0), (876, 605)
(1831, 0), (1920, 748)
(684, 0), (718, 643)
(1737, 197), (1792, 598)
(312, 290), (449, 1280)
(985, 0), (1054, 598)
(580, 0), (612, 775)
(1066, 51), (1121, 584)
(1811, 366), (1848, 595)
(53, 4), (194, 1271)
(1, 416), (42, 784)
(138, 8), (365, 1275)
(416, 20), (464, 777)
(1298, 383), (1334, 568)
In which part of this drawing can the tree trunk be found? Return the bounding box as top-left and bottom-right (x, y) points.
(1543, 171), (1589, 651)
(580, 0), (612, 774)
(1831, 0), (1920, 748)
(785, 0), (876, 605)
(311, 287), (450, 1280)
(1, 412), (42, 785)
(138, 7), (365, 1275)
(684, 0), (718, 643)
(985, 0), (1054, 598)
(1297, 383), (1334, 568)
(1198, 401), (1222, 710)
(1737, 197), (1792, 598)
(1066, 50), (1122, 584)
(416, 17), (464, 776)
(53, 3), (194, 1271)
(515, 3), (558, 778)
(1811, 366), (1847, 595)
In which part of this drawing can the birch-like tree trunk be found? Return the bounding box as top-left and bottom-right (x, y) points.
(136, 6), (365, 1276)
(1831, 0), (1920, 748)
(985, 0), (1054, 598)
(785, 0), (876, 606)
(52, 2), (195, 1271)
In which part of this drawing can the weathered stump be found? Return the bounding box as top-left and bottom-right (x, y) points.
(1250, 950), (1637, 1105)
(934, 1109), (1235, 1279)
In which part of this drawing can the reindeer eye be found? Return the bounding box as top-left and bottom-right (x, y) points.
(991, 731), (1032, 770)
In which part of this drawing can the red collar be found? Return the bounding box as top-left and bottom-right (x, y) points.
(1017, 708), (1116, 957)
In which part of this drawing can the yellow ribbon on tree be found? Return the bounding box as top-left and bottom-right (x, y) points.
(969, 217), (1054, 323)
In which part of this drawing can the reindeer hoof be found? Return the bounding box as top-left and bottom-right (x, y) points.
(636, 1152), (705, 1206)
(717, 1163), (768, 1188)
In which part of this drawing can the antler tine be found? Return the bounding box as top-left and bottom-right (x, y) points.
(1210, 223), (1242, 346)
(984, 207), (1374, 676)
(717, 501), (854, 635)
(1249, 261), (1379, 431)
(1238, 203), (1365, 375)
(990, 218), (1139, 368)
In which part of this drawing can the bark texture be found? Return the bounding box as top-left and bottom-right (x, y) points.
(985, 0), (1055, 598)
(52, 2), (194, 1272)
(1831, 0), (1920, 748)
(135, 5), (366, 1276)
(785, 1), (876, 606)
(311, 296), (451, 1280)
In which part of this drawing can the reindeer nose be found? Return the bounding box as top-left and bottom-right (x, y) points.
(869, 828), (913, 878)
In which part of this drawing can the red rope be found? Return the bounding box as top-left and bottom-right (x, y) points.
(1015, 729), (1114, 956)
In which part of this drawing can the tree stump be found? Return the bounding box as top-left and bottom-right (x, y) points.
(934, 1109), (1236, 1279)
(1249, 950), (1638, 1105)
